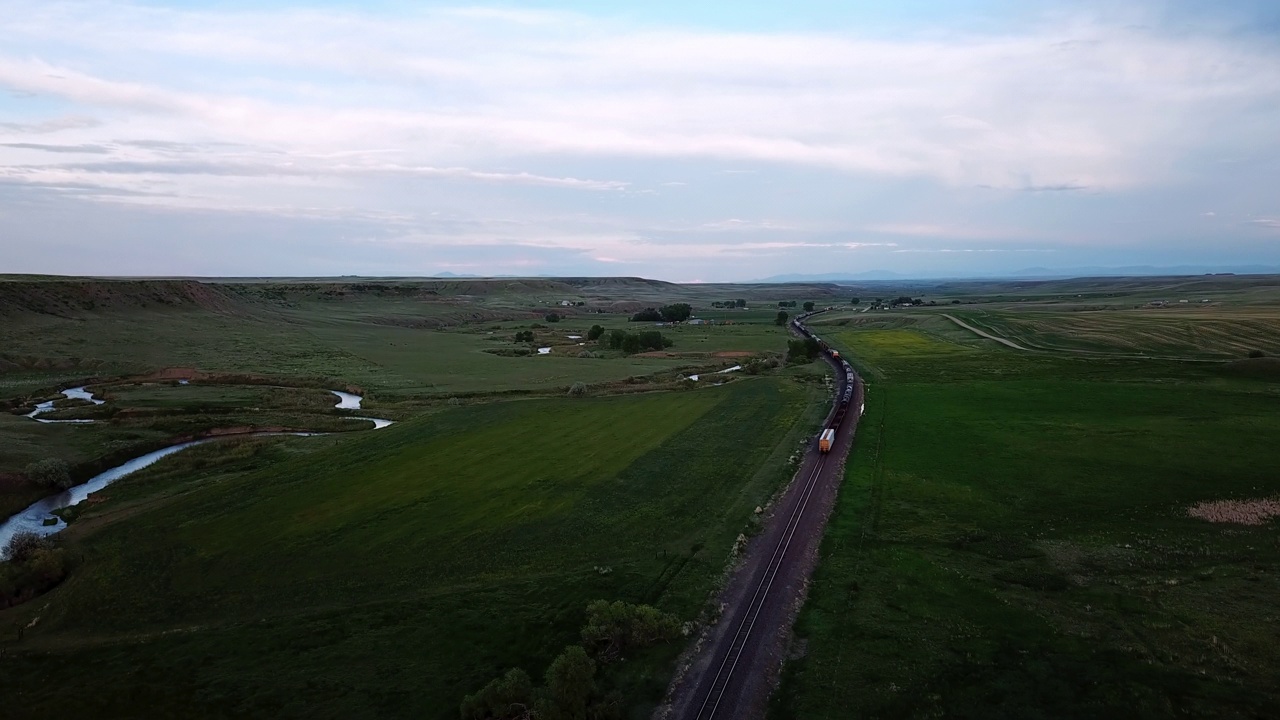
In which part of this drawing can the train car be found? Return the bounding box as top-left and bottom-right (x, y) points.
(818, 428), (836, 452)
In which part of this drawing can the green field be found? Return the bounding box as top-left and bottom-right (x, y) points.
(0, 375), (825, 718)
(775, 306), (1280, 718)
(6, 274), (1280, 719)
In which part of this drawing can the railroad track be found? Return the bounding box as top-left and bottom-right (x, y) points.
(691, 452), (830, 719)
(671, 311), (860, 720)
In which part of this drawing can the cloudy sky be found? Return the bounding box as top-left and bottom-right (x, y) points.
(2, 0), (1279, 281)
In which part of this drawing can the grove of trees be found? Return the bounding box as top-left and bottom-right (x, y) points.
(629, 304), (693, 323)
(787, 337), (822, 363)
(1, 531), (69, 609)
(460, 601), (680, 720)
(604, 329), (672, 354)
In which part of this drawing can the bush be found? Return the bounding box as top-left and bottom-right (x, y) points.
(568, 382), (588, 396)
(3, 531), (50, 564)
(25, 458), (72, 489)
(586, 324), (605, 341)
(1249, 349), (1267, 359)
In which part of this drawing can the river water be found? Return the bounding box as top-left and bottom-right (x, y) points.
(24, 386), (105, 424)
(0, 387), (393, 552)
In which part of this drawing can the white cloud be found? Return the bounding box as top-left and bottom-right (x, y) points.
(1, 2), (1279, 278)
(2, 3), (1277, 191)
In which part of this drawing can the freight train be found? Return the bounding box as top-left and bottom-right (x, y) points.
(792, 311), (859, 453)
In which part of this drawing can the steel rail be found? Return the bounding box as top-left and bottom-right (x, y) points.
(691, 431), (834, 718)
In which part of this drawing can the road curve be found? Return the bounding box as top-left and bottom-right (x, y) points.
(660, 327), (864, 720)
(941, 313), (1029, 350)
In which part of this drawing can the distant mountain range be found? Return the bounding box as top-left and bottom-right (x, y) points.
(754, 265), (1280, 283)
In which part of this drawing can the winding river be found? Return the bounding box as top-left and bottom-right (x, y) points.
(0, 387), (393, 552)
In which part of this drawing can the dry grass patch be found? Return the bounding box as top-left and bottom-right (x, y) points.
(1187, 497), (1280, 525)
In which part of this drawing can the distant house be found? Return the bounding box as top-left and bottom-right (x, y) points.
(688, 318), (706, 325)
(560, 300), (573, 306)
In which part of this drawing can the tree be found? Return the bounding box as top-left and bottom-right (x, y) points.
(544, 646), (595, 720)
(1248, 349), (1267, 358)
(25, 458), (72, 489)
(658, 303), (692, 322)
(803, 301), (815, 312)
(514, 330), (535, 343)
(775, 310), (789, 326)
(586, 324), (605, 341)
(735, 299), (746, 308)
(850, 298), (860, 305)
(3, 530), (49, 564)
(607, 329), (627, 349)
(621, 333), (642, 354)
(545, 312), (561, 323)
(460, 668), (535, 720)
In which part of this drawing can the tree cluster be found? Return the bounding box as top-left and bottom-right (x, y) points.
(604, 329), (672, 355)
(1, 531), (68, 609)
(629, 304), (693, 323)
(513, 330), (535, 343)
(581, 600), (682, 662)
(787, 337), (822, 364)
(544, 313), (562, 323)
(777, 300), (797, 308)
(586, 325), (605, 341)
(461, 601), (680, 720)
(25, 458), (73, 489)
(710, 299), (746, 308)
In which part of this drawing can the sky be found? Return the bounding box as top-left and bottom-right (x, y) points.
(2, 1), (1279, 281)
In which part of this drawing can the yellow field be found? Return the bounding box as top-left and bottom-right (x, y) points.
(835, 329), (971, 358)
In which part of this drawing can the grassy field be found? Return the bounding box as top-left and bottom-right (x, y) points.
(774, 308), (1280, 718)
(7, 274), (1280, 719)
(0, 378), (827, 719)
(951, 308), (1280, 359)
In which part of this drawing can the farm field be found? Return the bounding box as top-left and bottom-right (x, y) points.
(0, 378), (826, 718)
(775, 309), (1280, 718)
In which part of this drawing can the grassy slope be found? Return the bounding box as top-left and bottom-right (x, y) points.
(1, 378), (824, 719)
(775, 323), (1280, 718)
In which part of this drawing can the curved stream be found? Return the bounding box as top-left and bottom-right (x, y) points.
(24, 386), (105, 424)
(1, 388), (393, 551)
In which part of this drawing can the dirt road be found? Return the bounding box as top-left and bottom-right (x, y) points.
(659, 349), (864, 720)
(941, 313), (1029, 350)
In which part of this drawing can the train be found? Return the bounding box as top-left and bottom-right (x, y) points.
(791, 311), (859, 453)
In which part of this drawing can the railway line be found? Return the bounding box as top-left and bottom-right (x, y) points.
(667, 310), (864, 720)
